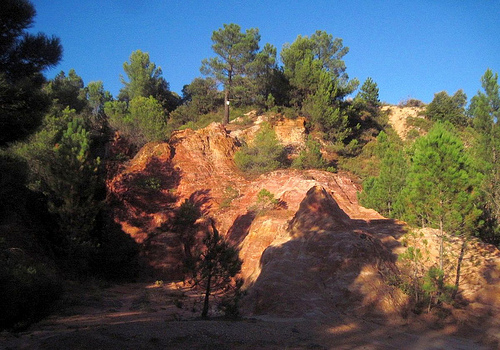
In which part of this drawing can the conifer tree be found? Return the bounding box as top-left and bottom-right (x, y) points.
(469, 69), (500, 244)
(359, 131), (407, 218)
(201, 23), (260, 124)
(426, 90), (468, 126)
(402, 123), (481, 271)
(0, 0), (62, 145)
(356, 77), (380, 108)
(195, 220), (242, 318)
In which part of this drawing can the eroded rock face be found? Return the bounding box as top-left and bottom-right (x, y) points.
(107, 120), (500, 320)
(241, 186), (406, 318)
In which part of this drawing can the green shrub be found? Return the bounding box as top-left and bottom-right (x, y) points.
(234, 122), (285, 174)
(251, 188), (279, 213)
(0, 247), (62, 330)
(292, 137), (327, 170)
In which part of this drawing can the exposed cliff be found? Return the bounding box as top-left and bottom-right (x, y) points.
(107, 116), (500, 324)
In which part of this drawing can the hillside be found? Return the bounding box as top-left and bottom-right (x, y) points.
(3, 113), (499, 349)
(106, 115), (500, 323)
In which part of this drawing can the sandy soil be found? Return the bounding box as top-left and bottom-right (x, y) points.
(1, 282), (494, 350)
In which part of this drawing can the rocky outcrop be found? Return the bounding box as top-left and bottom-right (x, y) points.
(107, 118), (500, 321)
(241, 186), (406, 318)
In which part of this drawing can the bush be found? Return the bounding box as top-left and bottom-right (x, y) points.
(0, 246), (62, 330)
(292, 137), (327, 169)
(254, 188), (279, 212)
(399, 98), (425, 108)
(234, 122), (285, 174)
(105, 96), (169, 149)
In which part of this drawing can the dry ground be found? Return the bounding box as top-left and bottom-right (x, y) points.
(1, 281), (494, 350)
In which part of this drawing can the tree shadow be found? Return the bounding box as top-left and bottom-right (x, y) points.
(143, 189), (214, 280)
(110, 157), (181, 229)
(242, 187), (407, 324)
(187, 189), (212, 217)
(227, 210), (257, 246)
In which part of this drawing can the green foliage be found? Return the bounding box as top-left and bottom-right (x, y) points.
(106, 96), (168, 149)
(12, 107), (103, 273)
(401, 122), (482, 270)
(194, 221), (242, 318)
(281, 30), (358, 108)
(254, 188), (279, 212)
(85, 80), (112, 120)
(469, 69), (500, 245)
(119, 50), (180, 112)
(169, 77), (223, 129)
(397, 230), (430, 308)
(137, 176), (162, 190)
(129, 96), (168, 143)
(0, 0), (62, 145)
(44, 69), (87, 113)
(358, 131), (407, 218)
(234, 122), (285, 174)
(245, 43), (282, 109)
(281, 31), (358, 143)
(303, 70), (352, 142)
(425, 90), (468, 126)
(355, 77), (380, 108)
(292, 136), (328, 169)
(405, 116), (434, 140)
(397, 231), (457, 312)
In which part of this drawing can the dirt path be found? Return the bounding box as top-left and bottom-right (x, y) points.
(0, 282), (493, 349)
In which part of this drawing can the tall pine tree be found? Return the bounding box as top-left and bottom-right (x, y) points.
(402, 123), (481, 271)
(469, 69), (500, 244)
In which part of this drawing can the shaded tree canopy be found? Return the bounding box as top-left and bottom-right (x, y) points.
(44, 69), (87, 113)
(0, 0), (62, 145)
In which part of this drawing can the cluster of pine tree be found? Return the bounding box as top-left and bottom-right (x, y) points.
(358, 70), (500, 309)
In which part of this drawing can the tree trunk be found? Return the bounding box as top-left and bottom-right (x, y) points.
(223, 89), (230, 125)
(223, 71), (232, 125)
(202, 274), (212, 318)
(439, 219), (444, 271)
(452, 239), (467, 299)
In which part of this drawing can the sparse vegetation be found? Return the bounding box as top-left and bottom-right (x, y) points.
(234, 122), (285, 174)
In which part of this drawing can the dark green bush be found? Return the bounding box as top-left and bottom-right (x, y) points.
(0, 246), (62, 330)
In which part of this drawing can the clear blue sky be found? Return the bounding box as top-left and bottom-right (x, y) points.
(30, 0), (499, 105)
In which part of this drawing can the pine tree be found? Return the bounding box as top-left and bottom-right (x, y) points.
(195, 220), (242, 318)
(402, 123), (481, 271)
(469, 69), (500, 244)
(359, 131), (407, 218)
(201, 23), (260, 124)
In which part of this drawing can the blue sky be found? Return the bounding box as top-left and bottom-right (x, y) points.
(30, 0), (499, 104)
